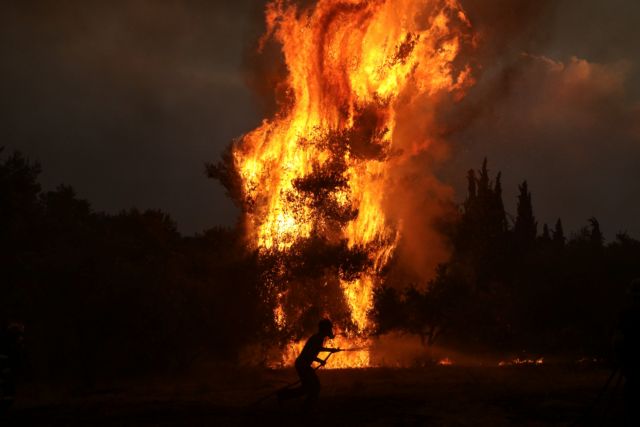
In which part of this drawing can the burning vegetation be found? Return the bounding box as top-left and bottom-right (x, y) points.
(211, 0), (476, 368)
(3, 1), (640, 423)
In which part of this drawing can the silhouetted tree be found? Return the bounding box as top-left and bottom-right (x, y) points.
(0, 149), (43, 253)
(377, 158), (640, 358)
(540, 223), (551, 242)
(514, 180), (537, 249)
(478, 158), (490, 196)
(553, 218), (565, 248)
(453, 159), (508, 285)
(0, 148), (266, 382)
(589, 217), (604, 248)
(466, 169), (476, 205)
(493, 172), (508, 232)
(373, 286), (403, 334)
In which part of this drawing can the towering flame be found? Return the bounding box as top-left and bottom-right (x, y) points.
(231, 0), (474, 367)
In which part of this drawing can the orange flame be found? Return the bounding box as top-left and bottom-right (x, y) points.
(438, 357), (454, 366)
(233, 0), (474, 367)
(273, 335), (371, 369)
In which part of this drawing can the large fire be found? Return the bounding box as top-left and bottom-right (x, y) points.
(231, 0), (475, 368)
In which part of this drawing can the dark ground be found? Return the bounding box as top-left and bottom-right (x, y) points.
(0, 365), (625, 426)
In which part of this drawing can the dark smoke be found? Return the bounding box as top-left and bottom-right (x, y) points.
(442, 0), (640, 237)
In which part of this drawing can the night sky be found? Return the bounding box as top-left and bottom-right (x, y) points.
(1, 0), (639, 237)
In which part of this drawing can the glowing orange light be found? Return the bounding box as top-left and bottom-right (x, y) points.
(234, 0), (474, 367)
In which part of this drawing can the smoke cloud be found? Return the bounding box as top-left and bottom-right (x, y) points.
(442, 0), (640, 238)
(372, 0), (640, 282)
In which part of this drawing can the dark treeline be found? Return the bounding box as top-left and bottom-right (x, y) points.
(374, 159), (640, 359)
(2, 149), (639, 383)
(0, 148), (267, 384)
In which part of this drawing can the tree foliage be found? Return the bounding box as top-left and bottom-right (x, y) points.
(0, 149), (266, 383)
(374, 159), (640, 358)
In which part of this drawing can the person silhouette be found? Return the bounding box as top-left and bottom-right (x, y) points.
(614, 278), (640, 426)
(277, 319), (340, 410)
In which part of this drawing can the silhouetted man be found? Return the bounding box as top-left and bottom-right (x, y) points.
(277, 319), (340, 410)
(614, 278), (640, 426)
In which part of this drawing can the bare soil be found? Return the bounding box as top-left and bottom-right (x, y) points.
(1, 365), (625, 426)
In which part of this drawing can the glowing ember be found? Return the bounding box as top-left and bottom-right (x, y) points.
(232, 0), (475, 367)
(498, 358), (544, 367)
(438, 357), (453, 366)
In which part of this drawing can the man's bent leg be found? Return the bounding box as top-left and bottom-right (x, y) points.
(278, 363), (311, 402)
(302, 369), (321, 411)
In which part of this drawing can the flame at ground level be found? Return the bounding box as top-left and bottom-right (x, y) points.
(255, 333), (557, 369)
(438, 357), (453, 366)
(271, 336), (371, 369)
(498, 358), (544, 367)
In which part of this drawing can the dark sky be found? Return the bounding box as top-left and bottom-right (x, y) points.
(1, 0), (639, 237)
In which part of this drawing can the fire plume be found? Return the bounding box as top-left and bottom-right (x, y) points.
(231, 0), (475, 367)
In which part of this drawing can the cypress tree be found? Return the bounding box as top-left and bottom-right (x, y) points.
(493, 172), (507, 233)
(589, 217), (604, 248)
(478, 158), (490, 197)
(552, 218), (565, 247)
(541, 223), (551, 241)
(514, 181), (537, 247)
(466, 169), (477, 208)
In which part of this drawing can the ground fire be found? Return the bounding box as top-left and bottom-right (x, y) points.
(222, 0), (476, 368)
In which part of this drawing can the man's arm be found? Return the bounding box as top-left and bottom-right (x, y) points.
(314, 348), (341, 365)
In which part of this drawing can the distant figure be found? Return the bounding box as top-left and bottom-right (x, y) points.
(277, 319), (340, 410)
(614, 278), (640, 426)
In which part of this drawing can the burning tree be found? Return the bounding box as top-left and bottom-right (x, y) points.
(209, 0), (475, 367)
